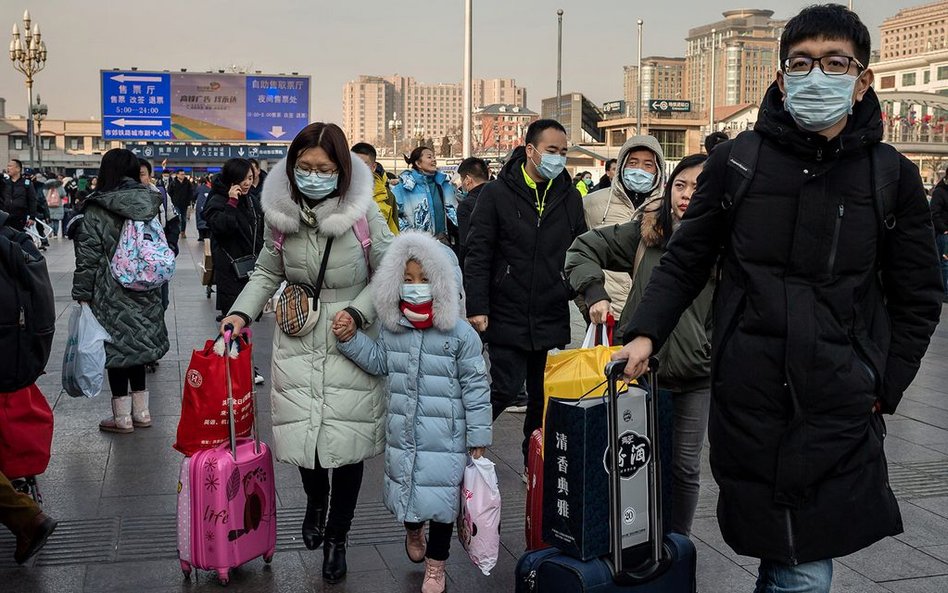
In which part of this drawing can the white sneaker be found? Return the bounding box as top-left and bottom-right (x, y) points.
(507, 405), (528, 414)
(254, 369), (265, 385)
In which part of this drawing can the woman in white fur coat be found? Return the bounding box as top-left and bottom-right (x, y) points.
(220, 123), (394, 584)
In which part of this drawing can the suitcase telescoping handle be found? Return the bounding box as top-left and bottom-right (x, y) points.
(222, 326), (261, 461)
(604, 357), (663, 583)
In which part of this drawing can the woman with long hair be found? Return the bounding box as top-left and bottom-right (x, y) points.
(390, 146), (458, 246)
(219, 123), (394, 584)
(71, 148), (169, 434)
(566, 153), (712, 536)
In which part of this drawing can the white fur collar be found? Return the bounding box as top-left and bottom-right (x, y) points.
(261, 152), (374, 237)
(371, 232), (462, 333)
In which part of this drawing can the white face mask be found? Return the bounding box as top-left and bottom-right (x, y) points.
(400, 283), (432, 305)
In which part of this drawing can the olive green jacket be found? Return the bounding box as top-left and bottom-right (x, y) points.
(565, 198), (713, 391)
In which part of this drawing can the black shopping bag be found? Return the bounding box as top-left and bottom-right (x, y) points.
(542, 385), (658, 561)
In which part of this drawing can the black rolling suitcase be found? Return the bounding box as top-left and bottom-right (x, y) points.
(514, 359), (697, 592)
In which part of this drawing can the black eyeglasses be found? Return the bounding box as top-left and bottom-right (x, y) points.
(782, 55), (865, 77)
(294, 166), (338, 179)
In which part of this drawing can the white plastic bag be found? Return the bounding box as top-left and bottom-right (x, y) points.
(457, 456), (502, 576)
(62, 303), (111, 398)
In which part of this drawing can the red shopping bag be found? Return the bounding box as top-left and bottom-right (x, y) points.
(0, 384), (54, 479)
(174, 336), (254, 456)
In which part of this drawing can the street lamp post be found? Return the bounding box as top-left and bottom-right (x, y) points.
(9, 10), (48, 169)
(637, 19), (644, 134)
(709, 28), (717, 134)
(388, 112), (402, 170)
(556, 9), (564, 122)
(462, 0), (473, 158)
(32, 94), (48, 171)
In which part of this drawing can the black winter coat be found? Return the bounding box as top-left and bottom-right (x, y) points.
(464, 147), (587, 351)
(625, 84), (943, 564)
(931, 180), (948, 235)
(0, 175), (37, 230)
(457, 182), (485, 271)
(203, 179), (264, 314)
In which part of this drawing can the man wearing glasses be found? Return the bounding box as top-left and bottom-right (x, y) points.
(614, 5), (942, 592)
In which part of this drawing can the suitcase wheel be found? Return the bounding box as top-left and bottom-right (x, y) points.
(264, 551), (274, 564)
(217, 569), (229, 585)
(179, 560), (191, 578)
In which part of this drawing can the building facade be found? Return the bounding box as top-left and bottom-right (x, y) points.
(472, 104), (538, 153)
(623, 57), (686, 118)
(881, 1), (948, 60)
(540, 93), (604, 144)
(342, 76), (526, 151)
(0, 97), (122, 173)
(684, 9), (785, 114)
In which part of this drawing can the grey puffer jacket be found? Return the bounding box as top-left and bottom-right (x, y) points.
(71, 179), (169, 368)
(337, 232), (492, 523)
(229, 154), (395, 470)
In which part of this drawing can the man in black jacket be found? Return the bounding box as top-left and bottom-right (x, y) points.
(464, 119), (587, 471)
(167, 170), (193, 238)
(1, 159), (37, 231)
(930, 173), (948, 301)
(455, 156), (489, 270)
(614, 6), (943, 592)
(591, 158), (616, 192)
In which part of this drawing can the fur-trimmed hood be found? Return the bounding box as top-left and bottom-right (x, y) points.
(371, 231), (462, 333)
(261, 152), (375, 237)
(638, 196), (665, 248)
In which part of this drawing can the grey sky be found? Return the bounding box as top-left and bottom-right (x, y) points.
(0, 0), (924, 130)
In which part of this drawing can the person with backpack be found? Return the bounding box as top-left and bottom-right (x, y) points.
(218, 122), (395, 585)
(566, 154), (710, 537)
(194, 176), (212, 242)
(72, 148), (170, 435)
(43, 179), (66, 239)
(613, 6), (943, 592)
(0, 211), (58, 565)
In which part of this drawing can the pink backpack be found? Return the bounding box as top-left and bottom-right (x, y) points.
(109, 218), (176, 291)
(271, 216), (372, 277)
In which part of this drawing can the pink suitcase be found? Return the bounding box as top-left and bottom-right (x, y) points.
(176, 331), (276, 585)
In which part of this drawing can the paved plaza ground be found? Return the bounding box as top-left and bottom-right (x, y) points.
(2, 218), (947, 592)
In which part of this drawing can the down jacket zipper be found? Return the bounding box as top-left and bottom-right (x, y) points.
(827, 203), (844, 276)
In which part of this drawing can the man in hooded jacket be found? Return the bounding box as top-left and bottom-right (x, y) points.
(582, 136), (666, 321)
(615, 6), (943, 591)
(464, 119), (587, 471)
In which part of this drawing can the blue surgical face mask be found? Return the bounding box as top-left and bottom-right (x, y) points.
(400, 283), (432, 305)
(783, 70), (858, 133)
(622, 168), (656, 194)
(457, 186), (469, 199)
(530, 147), (567, 181)
(295, 170), (338, 200)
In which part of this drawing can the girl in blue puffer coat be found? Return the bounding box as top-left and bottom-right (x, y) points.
(335, 231), (491, 593)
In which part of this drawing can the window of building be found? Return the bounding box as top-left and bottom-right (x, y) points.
(93, 137), (107, 151)
(652, 129), (685, 159)
(67, 136), (83, 151)
(938, 65), (948, 80)
(925, 70), (931, 84)
(902, 72), (917, 86)
(10, 136), (26, 151)
(40, 136), (53, 151)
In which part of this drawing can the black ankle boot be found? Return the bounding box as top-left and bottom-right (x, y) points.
(302, 496), (328, 550)
(322, 529), (348, 583)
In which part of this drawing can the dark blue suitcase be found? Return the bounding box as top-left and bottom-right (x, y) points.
(515, 360), (697, 592)
(515, 533), (696, 592)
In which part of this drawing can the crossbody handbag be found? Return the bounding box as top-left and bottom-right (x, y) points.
(275, 237), (334, 337)
(221, 200), (260, 280)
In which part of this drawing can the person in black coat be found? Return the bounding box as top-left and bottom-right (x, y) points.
(203, 159), (264, 317)
(1, 159), (37, 231)
(614, 6), (943, 590)
(455, 156), (490, 271)
(464, 119), (587, 469)
(167, 170), (193, 238)
(930, 174), (948, 300)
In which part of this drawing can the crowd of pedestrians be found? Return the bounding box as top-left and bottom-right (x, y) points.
(1, 5), (946, 593)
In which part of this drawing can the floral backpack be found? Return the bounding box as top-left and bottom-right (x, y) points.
(109, 217), (176, 291)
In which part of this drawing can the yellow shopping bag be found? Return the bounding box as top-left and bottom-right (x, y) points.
(541, 324), (622, 447)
